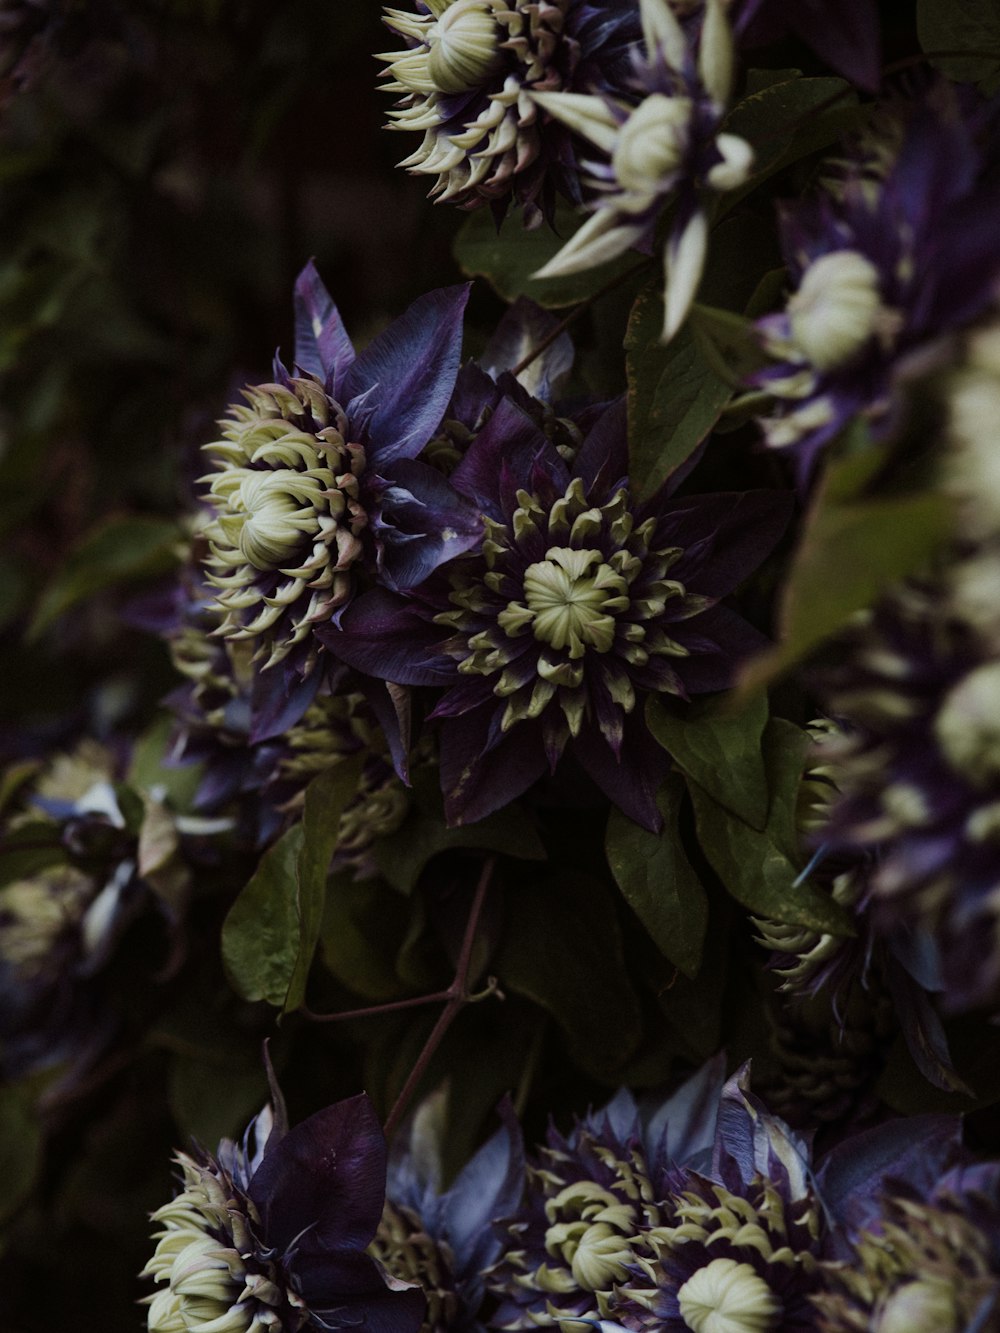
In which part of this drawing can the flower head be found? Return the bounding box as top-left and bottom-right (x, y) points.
(198, 263), (481, 682)
(142, 1095), (426, 1333)
(752, 91), (1000, 480)
(378, 0), (641, 225)
(531, 0), (754, 339)
(321, 397), (791, 829)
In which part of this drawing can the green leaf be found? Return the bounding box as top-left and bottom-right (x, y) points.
(30, 515), (181, 638)
(169, 1055), (268, 1147)
(647, 691), (770, 829)
(625, 278), (732, 500)
(453, 204), (645, 309)
(606, 775), (708, 977)
(221, 756), (363, 1010)
(320, 872), (413, 1002)
(127, 713), (203, 812)
(688, 718), (854, 934)
(917, 0), (1000, 92)
(0, 1086), (42, 1226)
(375, 771), (545, 895)
(493, 872), (644, 1078)
(0, 821), (65, 888)
(740, 454), (954, 693)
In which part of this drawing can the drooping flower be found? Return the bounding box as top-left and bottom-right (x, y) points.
(198, 262), (481, 689)
(487, 1058), (726, 1328)
(320, 396), (792, 829)
(530, 0), (754, 340)
(370, 1093), (525, 1331)
(377, 0), (641, 225)
(812, 551), (1000, 1013)
(141, 1094), (426, 1333)
(751, 89), (1000, 480)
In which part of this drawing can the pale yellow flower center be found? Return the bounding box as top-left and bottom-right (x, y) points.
(787, 249), (891, 372)
(213, 468), (327, 570)
(875, 1279), (960, 1333)
(514, 547), (628, 658)
(935, 661), (1000, 787)
(677, 1257), (782, 1333)
(427, 0), (504, 93)
(612, 94), (693, 195)
(543, 1180), (640, 1291)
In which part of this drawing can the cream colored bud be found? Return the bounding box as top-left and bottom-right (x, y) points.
(787, 250), (886, 372)
(706, 132), (754, 191)
(612, 94), (692, 195)
(427, 0), (503, 94)
(876, 1280), (960, 1333)
(935, 661), (1000, 786)
(676, 1257), (782, 1333)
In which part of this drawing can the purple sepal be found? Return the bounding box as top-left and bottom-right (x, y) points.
(344, 284), (471, 467)
(248, 661), (322, 744)
(664, 490), (795, 599)
(439, 706), (549, 826)
(573, 397), (628, 495)
(713, 1063), (812, 1200)
(317, 589), (457, 688)
(249, 1092), (387, 1254)
(572, 721), (670, 832)
(480, 298), (574, 403)
(373, 458), (484, 591)
(450, 397), (553, 521)
(293, 259), (356, 396)
(442, 1096), (526, 1289)
(673, 604), (772, 695)
(736, 0), (881, 93)
(358, 677), (413, 784)
(644, 1052), (727, 1171)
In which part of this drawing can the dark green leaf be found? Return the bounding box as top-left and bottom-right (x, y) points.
(0, 1086), (42, 1226)
(375, 772), (545, 895)
(647, 691), (770, 829)
(625, 278), (732, 500)
(320, 872), (414, 1002)
(127, 713), (203, 812)
(169, 1056), (268, 1147)
(688, 719), (854, 934)
(741, 455), (953, 693)
(30, 515), (181, 638)
(0, 821), (65, 888)
(494, 872), (643, 1078)
(606, 775), (708, 977)
(453, 204), (644, 309)
(917, 0), (1000, 92)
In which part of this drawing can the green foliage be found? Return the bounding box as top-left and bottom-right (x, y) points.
(29, 515), (181, 638)
(625, 278), (732, 500)
(606, 775), (708, 979)
(320, 872), (415, 1002)
(741, 447), (954, 692)
(687, 719), (854, 935)
(917, 0), (1000, 92)
(454, 205), (645, 309)
(221, 756), (363, 1011)
(0, 1086), (42, 1230)
(647, 692), (770, 830)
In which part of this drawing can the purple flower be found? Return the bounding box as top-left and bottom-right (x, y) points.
(751, 89), (1000, 481)
(378, 0), (642, 226)
(532, 0), (755, 340)
(141, 1094), (426, 1333)
(198, 263), (481, 689)
(734, 0), (881, 93)
(320, 396), (791, 829)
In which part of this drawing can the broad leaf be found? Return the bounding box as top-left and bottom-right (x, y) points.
(625, 278), (732, 500)
(917, 0), (1000, 93)
(320, 872), (413, 1002)
(688, 719), (854, 934)
(647, 692), (769, 830)
(30, 515), (180, 638)
(0, 1086), (42, 1226)
(606, 775), (709, 978)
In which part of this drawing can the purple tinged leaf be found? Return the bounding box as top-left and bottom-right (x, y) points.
(317, 590), (455, 688)
(248, 1092), (387, 1255)
(344, 284), (471, 467)
(293, 260), (356, 395)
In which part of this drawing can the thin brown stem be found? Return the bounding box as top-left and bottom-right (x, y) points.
(383, 855), (497, 1138)
(300, 990), (453, 1023)
(510, 259), (652, 379)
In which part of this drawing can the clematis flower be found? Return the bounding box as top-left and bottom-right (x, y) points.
(141, 1094), (426, 1333)
(320, 395), (791, 830)
(529, 0), (754, 340)
(377, 0), (641, 225)
(198, 262), (481, 689)
(751, 90), (1000, 481)
(733, 0), (881, 93)
(813, 552), (1000, 1013)
(370, 1093), (525, 1331)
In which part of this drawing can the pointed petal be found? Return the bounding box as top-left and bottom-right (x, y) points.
(439, 709), (547, 826)
(530, 90), (621, 154)
(293, 260), (356, 395)
(698, 0), (735, 107)
(640, 0), (687, 67)
(572, 720), (669, 831)
(316, 589), (455, 687)
(450, 396), (552, 520)
(663, 208), (708, 341)
(534, 209), (641, 280)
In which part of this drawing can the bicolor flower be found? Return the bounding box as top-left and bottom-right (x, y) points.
(371, 1094), (525, 1331)
(319, 396), (792, 830)
(141, 1094), (426, 1333)
(378, 0), (641, 225)
(199, 262), (481, 686)
(752, 90), (1000, 481)
(530, 0), (754, 340)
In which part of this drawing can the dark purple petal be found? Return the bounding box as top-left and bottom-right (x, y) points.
(249, 662), (322, 744)
(317, 590), (455, 688)
(673, 604), (772, 694)
(571, 720), (669, 832)
(308, 1276), (427, 1333)
(374, 458), (483, 591)
(344, 284), (471, 467)
(573, 396), (628, 495)
(357, 678), (412, 783)
(664, 490), (794, 598)
(439, 709), (547, 826)
(450, 396), (553, 521)
(645, 1053), (727, 1171)
(443, 1097), (525, 1281)
(737, 0), (881, 93)
(480, 298), (574, 402)
(248, 1092), (387, 1254)
(293, 260), (356, 395)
